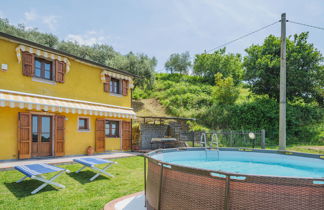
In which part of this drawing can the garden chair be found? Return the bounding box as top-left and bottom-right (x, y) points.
(15, 163), (70, 194)
(73, 157), (117, 181)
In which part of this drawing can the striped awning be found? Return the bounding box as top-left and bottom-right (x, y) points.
(0, 90), (136, 119)
(100, 70), (134, 89)
(16, 45), (71, 73)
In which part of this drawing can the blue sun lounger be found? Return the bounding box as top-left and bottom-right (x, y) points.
(15, 163), (70, 194)
(73, 157), (117, 181)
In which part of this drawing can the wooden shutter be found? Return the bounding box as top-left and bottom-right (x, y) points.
(54, 115), (65, 156)
(18, 112), (32, 159)
(22, 51), (34, 77)
(122, 121), (132, 150)
(55, 60), (65, 83)
(95, 119), (105, 152)
(104, 75), (110, 92)
(122, 79), (129, 96)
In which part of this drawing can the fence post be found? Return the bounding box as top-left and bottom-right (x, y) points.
(144, 156), (147, 207)
(261, 129), (266, 149)
(157, 163), (164, 210)
(192, 132), (195, 147)
(230, 131), (233, 147)
(224, 175), (231, 210)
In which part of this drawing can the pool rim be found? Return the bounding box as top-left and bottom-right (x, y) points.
(144, 147), (324, 181)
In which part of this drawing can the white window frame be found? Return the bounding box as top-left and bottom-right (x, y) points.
(109, 78), (123, 96)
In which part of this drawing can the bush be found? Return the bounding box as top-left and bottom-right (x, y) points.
(199, 97), (324, 145)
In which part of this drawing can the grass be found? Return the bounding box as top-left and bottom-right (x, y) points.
(0, 156), (144, 210)
(265, 145), (324, 154)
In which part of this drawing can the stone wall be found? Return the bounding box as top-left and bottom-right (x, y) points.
(139, 121), (196, 150)
(139, 124), (168, 150)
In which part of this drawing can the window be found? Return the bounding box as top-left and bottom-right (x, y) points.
(105, 120), (119, 137)
(32, 115), (52, 143)
(78, 118), (89, 131)
(110, 78), (120, 94)
(34, 58), (53, 80)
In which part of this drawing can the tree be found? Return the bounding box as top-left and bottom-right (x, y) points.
(57, 41), (118, 64)
(165, 51), (191, 74)
(193, 48), (244, 85)
(244, 32), (324, 105)
(0, 18), (58, 47)
(114, 52), (157, 89)
(213, 73), (239, 105)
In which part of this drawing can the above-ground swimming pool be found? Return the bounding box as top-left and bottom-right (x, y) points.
(144, 148), (324, 210)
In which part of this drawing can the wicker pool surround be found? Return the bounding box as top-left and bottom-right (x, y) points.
(144, 148), (324, 210)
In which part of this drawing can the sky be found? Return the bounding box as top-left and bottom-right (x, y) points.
(1, 0), (323, 71)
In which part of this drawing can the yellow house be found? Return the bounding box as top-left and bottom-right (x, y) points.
(0, 32), (136, 160)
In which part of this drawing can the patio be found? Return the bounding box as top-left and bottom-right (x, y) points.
(0, 152), (139, 170)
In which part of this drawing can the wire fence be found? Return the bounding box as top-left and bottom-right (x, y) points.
(178, 130), (266, 149)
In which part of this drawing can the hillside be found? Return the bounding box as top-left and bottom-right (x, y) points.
(133, 73), (324, 145)
(132, 98), (169, 117)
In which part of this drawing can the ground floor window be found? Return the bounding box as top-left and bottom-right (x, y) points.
(78, 117), (89, 131)
(105, 120), (120, 137)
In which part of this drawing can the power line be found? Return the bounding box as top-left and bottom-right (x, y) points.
(205, 20), (280, 53)
(288, 20), (324, 31)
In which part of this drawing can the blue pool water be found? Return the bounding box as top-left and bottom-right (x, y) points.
(152, 150), (324, 178)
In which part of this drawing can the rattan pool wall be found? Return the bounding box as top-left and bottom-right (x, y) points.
(144, 148), (324, 210)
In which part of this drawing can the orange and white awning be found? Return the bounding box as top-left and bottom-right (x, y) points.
(0, 90), (136, 119)
(16, 45), (71, 73)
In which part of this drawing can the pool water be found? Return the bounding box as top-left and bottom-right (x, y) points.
(153, 150), (324, 178)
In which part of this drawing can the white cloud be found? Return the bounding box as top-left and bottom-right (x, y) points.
(66, 31), (109, 45)
(23, 10), (59, 30)
(42, 15), (58, 30)
(24, 10), (37, 21)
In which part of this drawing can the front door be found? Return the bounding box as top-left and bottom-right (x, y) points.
(122, 121), (132, 150)
(32, 115), (52, 157)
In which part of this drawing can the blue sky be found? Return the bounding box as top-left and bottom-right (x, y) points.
(1, 0), (323, 71)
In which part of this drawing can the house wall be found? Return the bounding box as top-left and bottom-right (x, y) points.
(0, 107), (129, 160)
(0, 37), (133, 160)
(0, 39), (131, 108)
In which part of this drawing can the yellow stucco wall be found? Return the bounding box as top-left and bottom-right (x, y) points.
(0, 107), (18, 160)
(0, 107), (130, 160)
(0, 39), (131, 108)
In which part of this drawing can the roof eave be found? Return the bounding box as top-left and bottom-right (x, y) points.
(0, 31), (138, 78)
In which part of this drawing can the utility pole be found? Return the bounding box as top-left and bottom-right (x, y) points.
(279, 13), (287, 150)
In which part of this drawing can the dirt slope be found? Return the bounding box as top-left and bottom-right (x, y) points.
(132, 98), (169, 117)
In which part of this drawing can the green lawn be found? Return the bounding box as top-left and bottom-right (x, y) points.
(0, 156), (144, 210)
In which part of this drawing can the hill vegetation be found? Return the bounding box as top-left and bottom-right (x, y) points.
(134, 73), (323, 145)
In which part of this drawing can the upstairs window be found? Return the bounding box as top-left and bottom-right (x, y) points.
(105, 120), (120, 137)
(103, 75), (129, 96)
(34, 58), (53, 80)
(110, 78), (120, 94)
(21, 51), (65, 83)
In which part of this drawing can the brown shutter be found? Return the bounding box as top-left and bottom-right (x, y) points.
(18, 112), (32, 159)
(55, 60), (65, 83)
(22, 51), (35, 77)
(122, 121), (131, 150)
(54, 115), (65, 156)
(95, 119), (105, 152)
(122, 79), (129, 96)
(104, 75), (110, 92)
